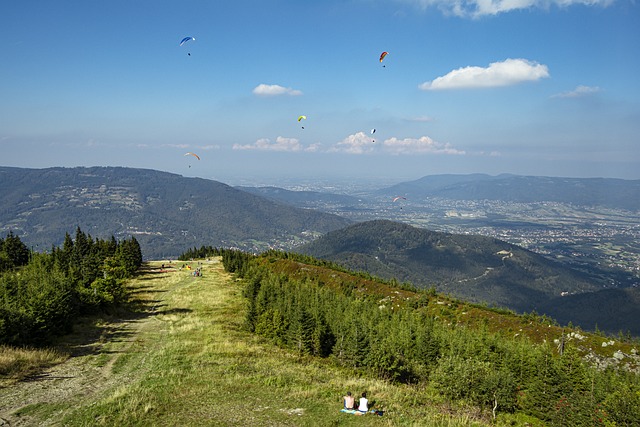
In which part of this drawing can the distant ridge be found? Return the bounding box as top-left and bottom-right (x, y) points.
(0, 166), (351, 259)
(378, 174), (640, 211)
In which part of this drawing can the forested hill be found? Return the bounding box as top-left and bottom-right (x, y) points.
(0, 166), (351, 259)
(294, 220), (640, 335)
(378, 174), (640, 211)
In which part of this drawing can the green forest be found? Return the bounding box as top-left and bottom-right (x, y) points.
(0, 229), (142, 346)
(205, 247), (640, 426)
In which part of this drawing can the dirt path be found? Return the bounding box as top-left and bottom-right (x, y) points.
(0, 262), (178, 427)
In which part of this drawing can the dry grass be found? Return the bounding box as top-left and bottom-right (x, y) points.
(0, 345), (68, 385)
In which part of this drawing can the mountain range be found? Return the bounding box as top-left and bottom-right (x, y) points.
(0, 166), (351, 259)
(2, 166), (638, 335)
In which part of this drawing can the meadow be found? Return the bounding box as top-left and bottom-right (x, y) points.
(1, 259), (495, 426)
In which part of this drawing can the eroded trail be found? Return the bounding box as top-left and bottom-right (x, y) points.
(0, 261), (185, 426)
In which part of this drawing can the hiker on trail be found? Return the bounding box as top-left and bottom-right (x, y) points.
(358, 392), (369, 414)
(343, 391), (355, 410)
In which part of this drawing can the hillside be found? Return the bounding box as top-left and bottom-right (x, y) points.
(3, 258), (638, 426)
(2, 260), (411, 426)
(0, 166), (351, 259)
(378, 174), (640, 211)
(0, 260), (521, 426)
(294, 220), (640, 335)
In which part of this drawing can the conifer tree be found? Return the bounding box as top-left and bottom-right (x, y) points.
(0, 231), (30, 269)
(288, 302), (315, 355)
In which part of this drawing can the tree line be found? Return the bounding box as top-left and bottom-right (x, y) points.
(0, 228), (142, 346)
(217, 248), (639, 426)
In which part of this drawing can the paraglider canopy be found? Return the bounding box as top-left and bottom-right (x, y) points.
(393, 195), (406, 209)
(184, 152), (200, 160)
(179, 36), (195, 46)
(380, 51), (388, 62)
(298, 115), (307, 129)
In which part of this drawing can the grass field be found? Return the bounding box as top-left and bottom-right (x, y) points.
(0, 259), (497, 426)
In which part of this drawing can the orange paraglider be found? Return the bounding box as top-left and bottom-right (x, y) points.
(184, 152), (200, 160)
(379, 51), (389, 67)
(184, 152), (200, 168)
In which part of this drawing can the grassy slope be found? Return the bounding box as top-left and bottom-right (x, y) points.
(1, 260), (499, 427)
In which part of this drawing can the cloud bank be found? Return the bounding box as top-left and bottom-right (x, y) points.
(419, 58), (549, 90)
(400, 0), (615, 17)
(234, 132), (469, 156)
(252, 84), (303, 96)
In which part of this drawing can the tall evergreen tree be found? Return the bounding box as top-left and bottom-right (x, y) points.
(1, 231), (30, 269)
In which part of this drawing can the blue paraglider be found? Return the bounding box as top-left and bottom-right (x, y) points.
(179, 36), (195, 46)
(179, 37), (195, 56)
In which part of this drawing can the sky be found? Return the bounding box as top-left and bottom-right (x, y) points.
(2, 0), (639, 186)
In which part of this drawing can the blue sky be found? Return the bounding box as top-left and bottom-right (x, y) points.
(2, 0), (639, 185)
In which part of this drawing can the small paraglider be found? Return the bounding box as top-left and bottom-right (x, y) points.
(298, 115), (307, 129)
(180, 36), (195, 56)
(371, 128), (376, 143)
(184, 152), (200, 168)
(379, 51), (388, 67)
(393, 196), (406, 209)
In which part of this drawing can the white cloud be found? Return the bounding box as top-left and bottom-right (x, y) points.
(328, 132), (377, 154)
(252, 84), (303, 97)
(399, 0), (614, 17)
(552, 85), (601, 98)
(383, 136), (466, 155)
(233, 136), (307, 152)
(419, 58), (549, 90)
